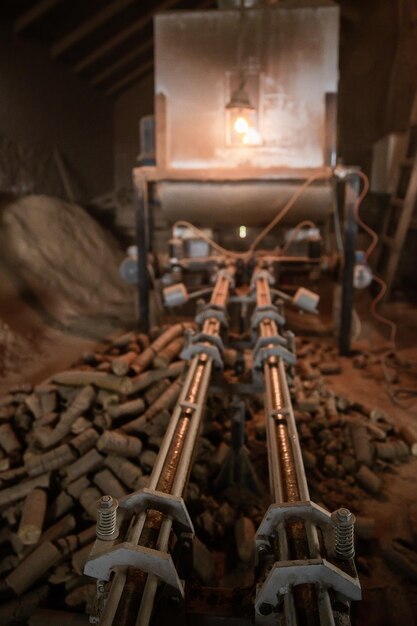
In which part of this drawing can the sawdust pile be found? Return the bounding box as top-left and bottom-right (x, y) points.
(0, 319), (32, 376)
(0, 195), (132, 324)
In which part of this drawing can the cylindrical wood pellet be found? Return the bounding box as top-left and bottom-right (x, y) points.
(0, 423), (21, 455)
(18, 488), (47, 545)
(5, 541), (61, 595)
(97, 431), (142, 458)
(356, 465), (382, 494)
(350, 424), (373, 466)
(399, 426), (417, 456)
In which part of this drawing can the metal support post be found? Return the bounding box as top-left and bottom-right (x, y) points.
(136, 182), (150, 333)
(340, 174), (360, 355)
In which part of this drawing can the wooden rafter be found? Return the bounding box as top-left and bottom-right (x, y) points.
(14, 0), (63, 34)
(51, 0), (135, 58)
(101, 0), (214, 96)
(92, 39), (153, 86)
(74, 0), (181, 74)
(106, 60), (154, 96)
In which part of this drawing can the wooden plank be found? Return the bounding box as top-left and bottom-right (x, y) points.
(106, 60), (154, 96)
(155, 93), (167, 171)
(390, 197), (403, 208)
(52, 0), (135, 58)
(384, 152), (417, 294)
(381, 234), (394, 248)
(74, 0), (180, 74)
(92, 39), (153, 86)
(14, 0), (63, 33)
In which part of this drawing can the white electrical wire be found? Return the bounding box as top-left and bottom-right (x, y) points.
(173, 172), (331, 261)
(248, 172), (331, 253)
(173, 170), (397, 346)
(281, 219), (318, 254)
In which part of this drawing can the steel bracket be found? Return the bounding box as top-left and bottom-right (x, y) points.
(253, 340), (297, 369)
(250, 269), (275, 290)
(181, 342), (223, 369)
(195, 305), (228, 328)
(255, 558), (362, 612)
(84, 541), (184, 596)
(191, 331), (224, 353)
(251, 305), (285, 330)
(256, 500), (332, 551)
(253, 334), (288, 353)
(119, 488), (195, 535)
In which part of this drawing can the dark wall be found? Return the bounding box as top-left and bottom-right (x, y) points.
(338, 0), (417, 171)
(114, 74), (154, 189)
(0, 21), (113, 201)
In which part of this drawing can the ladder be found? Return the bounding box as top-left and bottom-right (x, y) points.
(374, 91), (417, 296)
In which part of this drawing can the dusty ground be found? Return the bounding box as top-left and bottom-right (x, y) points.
(0, 194), (415, 623)
(328, 350), (417, 625)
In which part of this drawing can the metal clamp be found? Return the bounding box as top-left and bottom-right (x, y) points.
(253, 340), (297, 369)
(256, 500), (332, 551)
(251, 305), (285, 330)
(217, 267), (235, 288)
(191, 332), (224, 352)
(119, 488), (194, 535)
(195, 304), (228, 328)
(181, 343), (223, 368)
(84, 542), (185, 596)
(181, 331), (224, 368)
(253, 334), (288, 353)
(250, 269), (275, 290)
(255, 558), (361, 612)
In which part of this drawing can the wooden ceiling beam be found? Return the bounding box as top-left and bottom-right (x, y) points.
(106, 60), (154, 97)
(92, 39), (153, 86)
(101, 0), (214, 96)
(74, 0), (182, 74)
(14, 0), (63, 34)
(51, 0), (135, 58)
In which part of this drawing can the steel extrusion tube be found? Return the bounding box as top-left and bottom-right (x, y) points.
(255, 274), (332, 626)
(101, 269), (233, 626)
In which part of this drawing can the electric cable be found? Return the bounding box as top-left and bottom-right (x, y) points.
(381, 351), (417, 414)
(173, 172), (331, 261)
(174, 170), (398, 347)
(370, 274), (397, 346)
(248, 172), (331, 253)
(281, 220), (317, 254)
(345, 170), (398, 347)
(351, 309), (362, 342)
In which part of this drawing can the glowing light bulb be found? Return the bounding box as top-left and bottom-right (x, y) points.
(239, 225), (247, 239)
(243, 127), (261, 145)
(234, 116), (249, 134)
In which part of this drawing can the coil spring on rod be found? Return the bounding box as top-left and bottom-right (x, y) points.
(332, 508), (355, 559)
(96, 495), (119, 541)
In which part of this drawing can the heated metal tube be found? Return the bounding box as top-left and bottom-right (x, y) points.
(255, 274), (334, 626)
(101, 269), (232, 626)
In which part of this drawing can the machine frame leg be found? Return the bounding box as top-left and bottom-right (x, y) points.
(339, 174), (360, 355)
(136, 183), (150, 333)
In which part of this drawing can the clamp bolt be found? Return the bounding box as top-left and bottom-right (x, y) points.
(331, 507), (355, 559)
(96, 495), (119, 541)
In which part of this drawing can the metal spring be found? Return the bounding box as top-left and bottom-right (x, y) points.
(96, 495), (118, 540)
(332, 507), (355, 559)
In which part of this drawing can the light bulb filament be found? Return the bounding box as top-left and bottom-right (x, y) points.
(234, 116), (249, 134)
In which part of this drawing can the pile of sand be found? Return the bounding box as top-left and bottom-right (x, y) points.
(0, 195), (133, 325)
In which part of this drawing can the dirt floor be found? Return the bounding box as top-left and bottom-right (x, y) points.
(320, 347), (417, 625)
(0, 193), (415, 622)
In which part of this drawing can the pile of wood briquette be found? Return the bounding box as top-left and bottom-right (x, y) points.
(0, 325), (416, 625)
